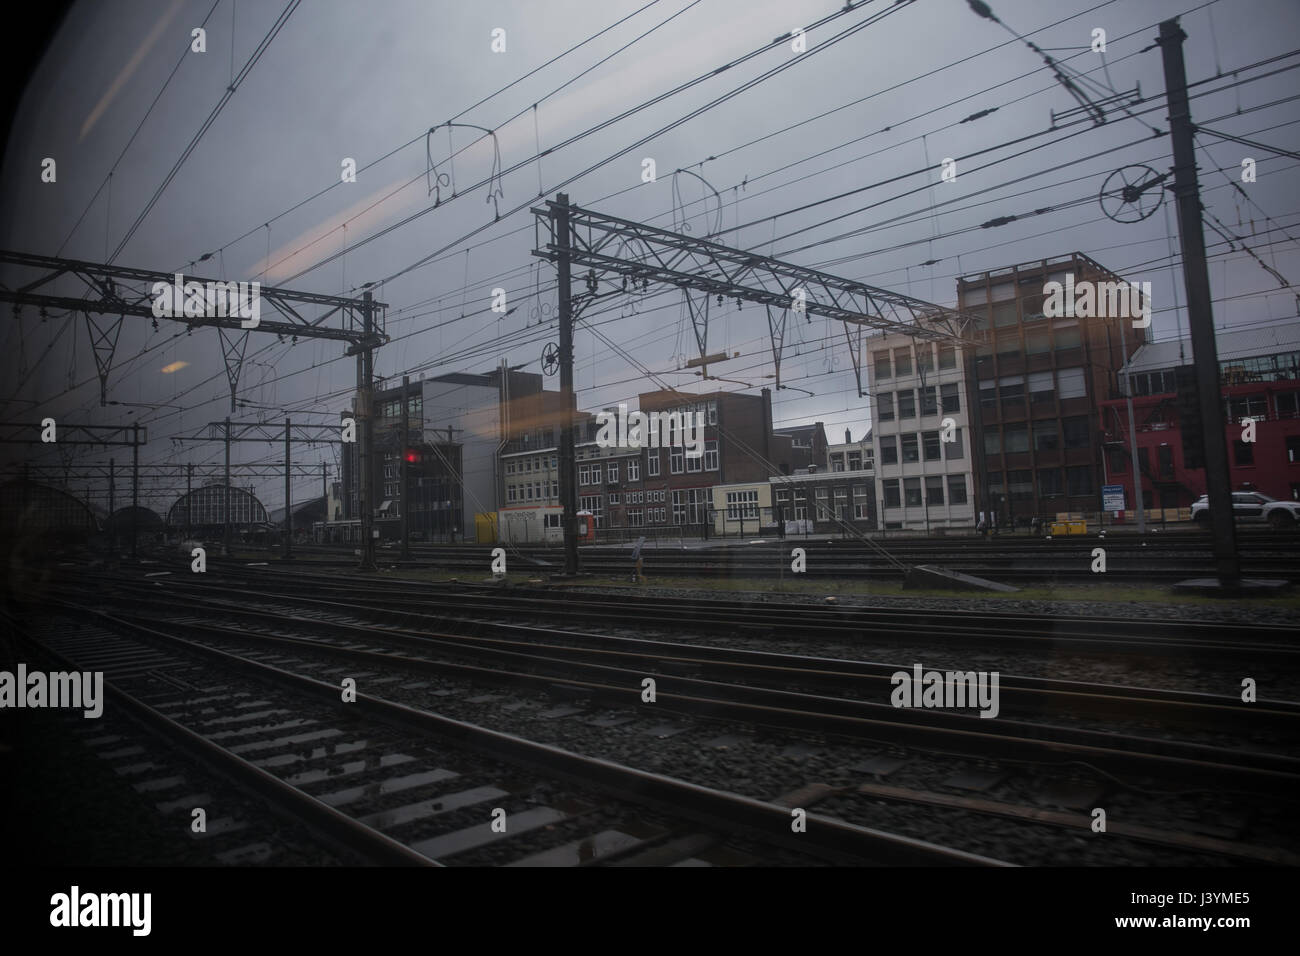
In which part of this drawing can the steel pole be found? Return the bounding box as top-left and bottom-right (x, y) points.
(224, 417), (232, 556)
(400, 375), (410, 560)
(284, 418), (292, 559)
(359, 291), (377, 570)
(1120, 319), (1146, 534)
(1159, 18), (1239, 583)
(556, 193), (579, 576)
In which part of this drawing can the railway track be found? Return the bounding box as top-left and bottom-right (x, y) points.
(195, 538), (1300, 582)
(98, 563), (1299, 660)
(130, 526), (1300, 583)
(73, 582), (1300, 798)
(7, 605), (1000, 866)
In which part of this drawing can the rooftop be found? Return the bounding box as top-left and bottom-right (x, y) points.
(1125, 320), (1300, 374)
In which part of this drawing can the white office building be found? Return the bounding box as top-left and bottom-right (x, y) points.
(866, 325), (975, 532)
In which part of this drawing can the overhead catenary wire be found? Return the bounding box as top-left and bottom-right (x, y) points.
(30, 1), (1300, 473)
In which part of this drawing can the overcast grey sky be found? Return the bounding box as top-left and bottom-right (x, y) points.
(3, 0), (1298, 511)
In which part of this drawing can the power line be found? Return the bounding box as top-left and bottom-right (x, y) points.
(108, 0), (302, 263)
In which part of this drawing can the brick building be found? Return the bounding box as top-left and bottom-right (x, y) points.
(958, 253), (1148, 527)
(576, 388), (825, 534)
(1097, 321), (1300, 512)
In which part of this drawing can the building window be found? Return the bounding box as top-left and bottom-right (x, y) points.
(815, 486), (830, 519)
(984, 430), (1002, 456)
(525, 484), (534, 501)
(551, 480), (558, 498)
(725, 490), (759, 520)
(579, 464), (590, 485)
(1233, 439), (1255, 466)
(1066, 465), (1093, 496)
(882, 479), (900, 509)
(628, 458), (640, 481)
(880, 435), (898, 466)
(591, 463), (602, 484)
(1025, 329), (1051, 355)
(1288, 435), (1300, 463)
(670, 447), (684, 474)
(988, 471), (1004, 498)
(940, 382), (960, 413)
(999, 376), (1025, 412)
(628, 509), (643, 527)
(686, 449), (702, 473)
(938, 343), (956, 370)
(1157, 445), (1174, 477)
(708, 400), (718, 425)
(922, 431), (941, 461)
(901, 433), (919, 463)
(648, 452), (661, 477)
(897, 390), (916, 420)
(507, 485), (517, 502)
(853, 484), (871, 519)
(1039, 468), (1063, 498)
(992, 300), (1018, 328)
(1062, 416), (1090, 449)
(579, 495), (604, 527)
(979, 379), (996, 409)
(1057, 366), (1087, 399)
(903, 477), (922, 507)
(1055, 324), (1082, 350)
(876, 392), (895, 421)
(1029, 371), (1055, 405)
(925, 475), (944, 507)
(506, 461), (516, 475)
(704, 440), (718, 472)
(1277, 392), (1300, 418)
(831, 453), (845, 472)
(917, 344), (934, 376)
(1009, 469), (1034, 499)
(894, 348), (913, 377)
(947, 474), (968, 505)
(609, 492), (620, 504)
(609, 462), (619, 483)
(671, 491), (686, 524)
(920, 385), (938, 416)
(1033, 420), (1059, 451)
(1107, 446), (1128, 473)
(945, 427), (964, 460)
(1227, 394), (1268, 423)
(1004, 423), (1029, 454)
(874, 350), (892, 380)
(847, 451), (861, 471)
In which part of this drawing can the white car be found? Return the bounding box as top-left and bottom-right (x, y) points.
(1191, 492), (1300, 529)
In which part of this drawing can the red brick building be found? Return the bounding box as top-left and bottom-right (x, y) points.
(1097, 322), (1300, 510)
